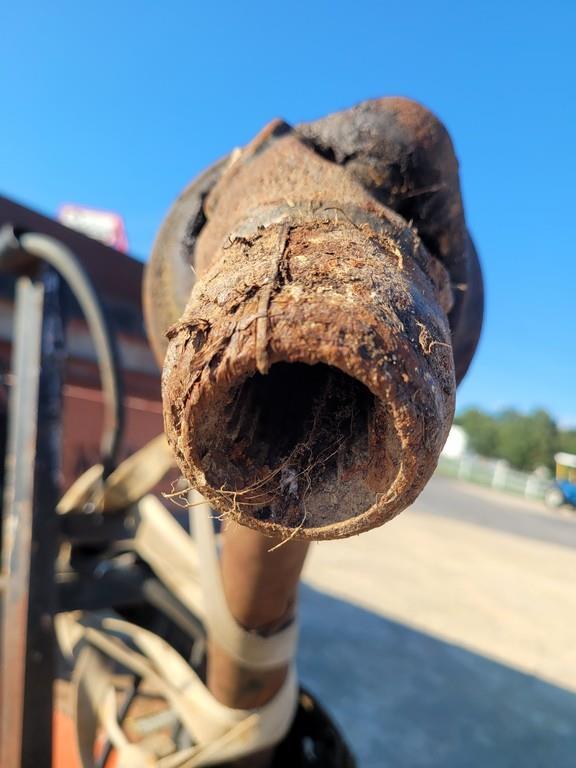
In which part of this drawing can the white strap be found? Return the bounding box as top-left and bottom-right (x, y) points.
(77, 615), (298, 766)
(57, 434), (301, 763)
(133, 495), (205, 619)
(191, 490), (299, 671)
(129, 492), (299, 671)
(58, 433), (298, 670)
(57, 434), (175, 514)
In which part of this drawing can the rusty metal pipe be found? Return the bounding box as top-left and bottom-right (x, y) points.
(144, 97), (483, 767)
(154, 99), (483, 541)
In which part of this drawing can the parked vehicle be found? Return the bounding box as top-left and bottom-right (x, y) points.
(545, 452), (576, 508)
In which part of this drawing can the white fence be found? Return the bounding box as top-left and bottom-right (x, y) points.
(436, 454), (551, 501)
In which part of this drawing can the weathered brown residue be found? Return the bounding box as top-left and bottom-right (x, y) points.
(147, 98), (483, 540)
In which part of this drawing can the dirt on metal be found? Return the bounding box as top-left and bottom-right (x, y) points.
(150, 98), (483, 540)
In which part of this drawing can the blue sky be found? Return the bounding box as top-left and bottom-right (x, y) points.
(2, 1), (575, 424)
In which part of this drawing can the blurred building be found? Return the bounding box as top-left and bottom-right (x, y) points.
(58, 203), (129, 253)
(442, 424), (469, 459)
(0, 195), (163, 489)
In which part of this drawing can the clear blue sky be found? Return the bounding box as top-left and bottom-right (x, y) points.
(2, 1), (575, 424)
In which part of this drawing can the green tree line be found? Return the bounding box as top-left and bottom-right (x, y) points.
(454, 408), (576, 472)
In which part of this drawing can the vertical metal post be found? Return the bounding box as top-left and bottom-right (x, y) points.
(0, 267), (65, 768)
(0, 277), (44, 768)
(21, 268), (65, 768)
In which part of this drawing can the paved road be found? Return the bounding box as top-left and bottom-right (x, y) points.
(300, 475), (576, 768)
(419, 475), (576, 550)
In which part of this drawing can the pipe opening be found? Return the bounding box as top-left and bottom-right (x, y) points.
(195, 362), (376, 527)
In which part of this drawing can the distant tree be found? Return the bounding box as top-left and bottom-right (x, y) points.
(454, 408), (499, 457)
(558, 429), (576, 456)
(496, 409), (557, 471)
(455, 407), (564, 472)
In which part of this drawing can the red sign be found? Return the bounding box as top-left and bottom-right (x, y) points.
(58, 204), (129, 253)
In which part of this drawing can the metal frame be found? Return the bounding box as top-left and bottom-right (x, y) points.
(20, 268), (65, 767)
(0, 231), (131, 768)
(0, 277), (45, 768)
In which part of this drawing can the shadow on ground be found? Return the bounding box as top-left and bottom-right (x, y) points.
(298, 585), (576, 768)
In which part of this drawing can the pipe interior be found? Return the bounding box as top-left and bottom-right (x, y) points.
(195, 362), (375, 522)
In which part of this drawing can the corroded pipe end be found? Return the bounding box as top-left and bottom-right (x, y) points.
(162, 211), (455, 540)
(148, 99), (483, 540)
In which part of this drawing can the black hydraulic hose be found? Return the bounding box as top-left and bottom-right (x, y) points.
(0, 225), (124, 475)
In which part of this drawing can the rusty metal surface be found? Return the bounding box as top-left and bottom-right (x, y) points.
(296, 98), (484, 385)
(144, 98), (483, 377)
(159, 103), (462, 540)
(0, 277), (44, 768)
(142, 157), (230, 366)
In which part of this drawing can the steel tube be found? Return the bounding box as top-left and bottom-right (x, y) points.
(0, 278), (44, 768)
